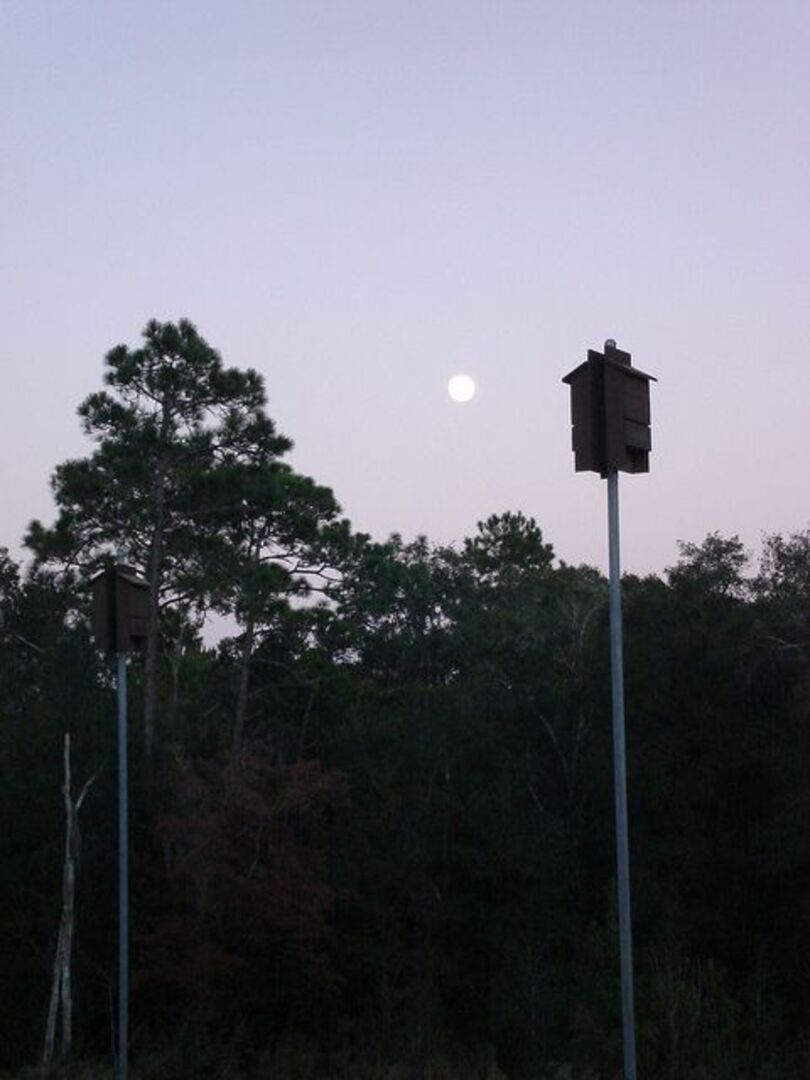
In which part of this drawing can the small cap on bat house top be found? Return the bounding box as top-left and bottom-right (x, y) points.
(562, 341), (656, 477)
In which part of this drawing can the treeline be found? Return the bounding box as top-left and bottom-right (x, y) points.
(1, 322), (808, 1079)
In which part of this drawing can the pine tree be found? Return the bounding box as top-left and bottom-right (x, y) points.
(27, 319), (265, 754)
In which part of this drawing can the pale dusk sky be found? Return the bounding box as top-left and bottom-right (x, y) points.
(2, 2), (808, 576)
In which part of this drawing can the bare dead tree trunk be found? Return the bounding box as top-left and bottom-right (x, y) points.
(43, 733), (96, 1064)
(43, 923), (64, 1062)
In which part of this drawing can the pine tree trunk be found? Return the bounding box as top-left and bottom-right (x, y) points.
(142, 403), (175, 759)
(233, 614), (255, 749)
(169, 639), (182, 733)
(144, 494), (166, 758)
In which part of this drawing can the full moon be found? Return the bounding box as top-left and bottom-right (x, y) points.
(448, 373), (476, 403)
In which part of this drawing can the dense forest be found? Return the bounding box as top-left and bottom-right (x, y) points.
(1, 321), (808, 1079)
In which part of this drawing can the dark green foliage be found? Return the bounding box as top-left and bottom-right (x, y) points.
(3, 324), (810, 1076)
(0, 554), (115, 1069)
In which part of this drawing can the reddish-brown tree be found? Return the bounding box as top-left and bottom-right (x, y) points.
(133, 742), (348, 1025)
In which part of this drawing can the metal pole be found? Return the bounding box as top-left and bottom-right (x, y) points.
(607, 470), (637, 1080)
(116, 652), (129, 1080)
